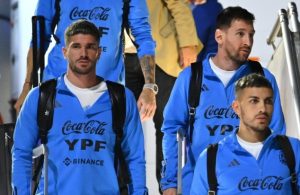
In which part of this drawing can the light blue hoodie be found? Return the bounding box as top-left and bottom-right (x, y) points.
(12, 76), (147, 194)
(160, 54), (286, 194)
(191, 130), (300, 195)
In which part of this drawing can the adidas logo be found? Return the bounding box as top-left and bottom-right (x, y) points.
(228, 159), (240, 167)
(201, 84), (209, 92)
(55, 100), (62, 108)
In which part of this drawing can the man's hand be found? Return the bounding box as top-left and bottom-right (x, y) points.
(138, 55), (157, 121)
(14, 82), (32, 115)
(137, 88), (157, 122)
(163, 188), (177, 195)
(15, 48), (34, 115)
(179, 46), (198, 69)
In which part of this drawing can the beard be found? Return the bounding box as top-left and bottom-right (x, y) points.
(226, 46), (251, 65)
(241, 111), (271, 133)
(69, 59), (96, 75)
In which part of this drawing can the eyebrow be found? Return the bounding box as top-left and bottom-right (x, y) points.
(248, 96), (273, 99)
(70, 42), (98, 46)
(235, 28), (255, 33)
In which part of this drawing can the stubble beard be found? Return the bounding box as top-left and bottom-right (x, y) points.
(229, 51), (249, 66)
(70, 61), (95, 75)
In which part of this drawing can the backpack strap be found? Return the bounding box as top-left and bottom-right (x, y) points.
(122, 0), (130, 33)
(121, 0), (138, 51)
(37, 79), (57, 144)
(32, 79), (57, 194)
(188, 61), (203, 143)
(248, 60), (265, 76)
(51, 0), (61, 43)
(276, 135), (298, 195)
(106, 81), (131, 189)
(207, 143), (219, 195)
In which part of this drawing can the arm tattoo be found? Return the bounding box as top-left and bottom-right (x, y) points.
(139, 55), (156, 83)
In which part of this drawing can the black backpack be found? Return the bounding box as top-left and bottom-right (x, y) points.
(207, 135), (298, 195)
(188, 60), (265, 143)
(32, 79), (130, 194)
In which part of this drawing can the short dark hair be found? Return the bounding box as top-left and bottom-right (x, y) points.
(235, 73), (273, 97)
(64, 19), (100, 45)
(216, 6), (255, 30)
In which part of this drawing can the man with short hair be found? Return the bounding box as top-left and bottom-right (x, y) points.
(161, 6), (285, 195)
(12, 20), (148, 195)
(190, 73), (300, 195)
(14, 0), (157, 122)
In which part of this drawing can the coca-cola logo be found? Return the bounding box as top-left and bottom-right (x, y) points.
(62, 120), (107, 135)
(70, 7), (110, 21)
(204, 105), (239, 119)
(238, 176), (283, 191)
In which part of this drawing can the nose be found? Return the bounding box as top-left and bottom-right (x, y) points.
(258, 101), (267, 113)
(243, 34), (253, 47)
(80, 47), (88, 57)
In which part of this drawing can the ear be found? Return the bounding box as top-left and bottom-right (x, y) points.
(232, 100), (240, 116)
(215, 29), (224, 45)
(62, 47), (67, 59)
(96, 47), (101, 59)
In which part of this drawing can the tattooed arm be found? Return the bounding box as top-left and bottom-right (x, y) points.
(138, 55), (157, 121)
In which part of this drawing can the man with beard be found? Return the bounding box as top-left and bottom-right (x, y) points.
(190, 74), (300, 195)
(14, 0), (157, 123)
(161, 6), (286, 195)
(12, 20), (148, 195)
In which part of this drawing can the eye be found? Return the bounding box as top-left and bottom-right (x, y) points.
(249, 99), (258, 104)
(71, 44), (81, 49)
(265, 98), (273, 105)
(86, 44), (98, 50)
(237, 31), (245, 37)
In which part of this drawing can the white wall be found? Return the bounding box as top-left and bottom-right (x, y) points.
(11, 0), (38, 100)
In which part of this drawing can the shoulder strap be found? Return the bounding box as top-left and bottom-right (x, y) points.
(276, 135), (298, 194)
(207, 143), (219, 195)
(37, 79), (57, 144)
(122, 0), (130, 33)
(188, 61), (203, 143)
(106, 81), (131, 187)
(51, 0), (61, 43)
(121, 0), (138, 50)
(248, 60), (264, 76)
(32, 79), (57, 194)
(106, 81), (126, 136)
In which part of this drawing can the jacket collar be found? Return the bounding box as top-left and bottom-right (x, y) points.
(221, 128), (278, 153)
(202, 53), (252, 78)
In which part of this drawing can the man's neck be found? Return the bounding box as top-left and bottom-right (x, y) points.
(212, 53), (241, 71)
(66, 73), (100, 88)
(237, 127), (269, 143)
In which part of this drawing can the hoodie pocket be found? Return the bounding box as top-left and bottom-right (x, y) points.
(159, 19), (176, 38)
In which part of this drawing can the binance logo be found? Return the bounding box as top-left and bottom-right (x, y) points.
(63, 157), (72, 166)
